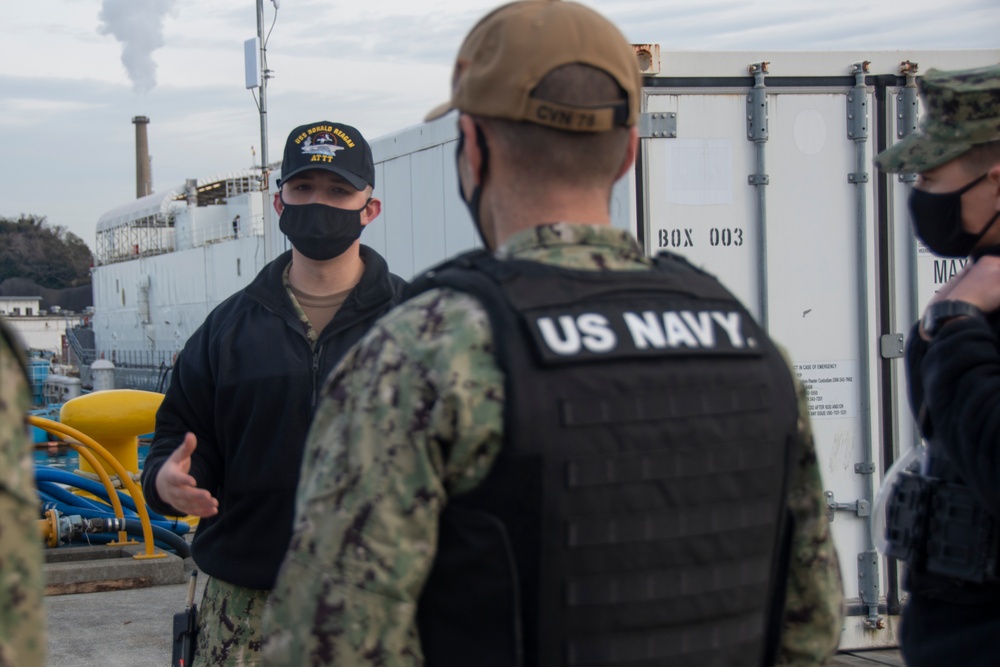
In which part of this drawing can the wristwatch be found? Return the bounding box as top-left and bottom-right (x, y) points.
(921, 300), (985, 337)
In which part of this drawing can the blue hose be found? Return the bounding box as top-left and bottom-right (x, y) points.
(34, 465), (189, 536)
(108, 518), (191, 558)
(41, 500), (190, 534)
(35, 481), (108, 512)
(39, 500), (192, 558)
(34, 466), (168, 521)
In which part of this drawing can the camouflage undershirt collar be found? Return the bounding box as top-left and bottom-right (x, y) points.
(496, 222), (648, 264)
(282, 262), (320, 345)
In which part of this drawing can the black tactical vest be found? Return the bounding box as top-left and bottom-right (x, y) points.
(906, 448), (1000, 600)
(410, 250), (799, 667)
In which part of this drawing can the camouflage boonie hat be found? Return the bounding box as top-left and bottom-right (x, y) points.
(875, 63), (1000, 173)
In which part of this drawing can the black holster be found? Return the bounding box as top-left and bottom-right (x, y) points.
(886, 472), (1000, 583)
(171, 603), (198, 666)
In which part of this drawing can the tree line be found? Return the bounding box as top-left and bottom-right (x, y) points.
(0, 215), (93, 289)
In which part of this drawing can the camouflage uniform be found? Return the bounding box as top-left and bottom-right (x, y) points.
(261, 223), (843, 666)
(0, 319), (45, 667)
(284, 263), (324, 347)
(195, 577), (270, 666)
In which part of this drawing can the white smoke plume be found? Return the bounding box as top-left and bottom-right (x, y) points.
(98, 0), (178, 94)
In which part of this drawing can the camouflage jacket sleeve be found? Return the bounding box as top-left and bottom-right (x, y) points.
(0, 327), (46, 667)
(775, 366), (845, 666)
(261, 289), (504, 667)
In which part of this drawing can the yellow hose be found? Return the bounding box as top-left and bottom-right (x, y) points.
(28, 415), (166, 560)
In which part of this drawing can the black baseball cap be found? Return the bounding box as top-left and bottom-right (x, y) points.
(276, 121), (375, 190)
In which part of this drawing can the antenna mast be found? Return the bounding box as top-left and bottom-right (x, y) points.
(256, 0), (270, 185)
(246, 0), (277, 258)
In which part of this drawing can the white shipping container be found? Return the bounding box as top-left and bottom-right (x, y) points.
(354, 48), (1000, 651)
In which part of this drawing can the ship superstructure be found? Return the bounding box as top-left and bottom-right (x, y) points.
(79, 170), (272, 390)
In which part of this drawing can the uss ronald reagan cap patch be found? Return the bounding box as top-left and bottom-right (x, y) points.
(277, 121), (375, 190)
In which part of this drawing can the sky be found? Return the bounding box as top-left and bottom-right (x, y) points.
(1, 0), (997, 252)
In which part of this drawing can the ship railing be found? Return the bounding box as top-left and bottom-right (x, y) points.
(178, 212), (265, 249)
(65, 327), (96, 366)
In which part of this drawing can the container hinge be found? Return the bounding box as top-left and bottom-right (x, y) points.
(824, 490), (870, 522)
(746, 62), (769, 186)
(858, 550), (884, 630)
(638, 112), (677, 139)
(746, 63), (769, 142)
(847, 62), (870, 185)
(880, 333), (905, 359)
(897, 62), (920, 184)
(846, 63), (870, 142)
(854, 462), (875, 474)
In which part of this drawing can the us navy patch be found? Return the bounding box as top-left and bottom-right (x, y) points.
(526, 302), (760, 364)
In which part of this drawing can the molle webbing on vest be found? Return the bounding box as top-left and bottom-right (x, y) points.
(412, 250), (798, 667)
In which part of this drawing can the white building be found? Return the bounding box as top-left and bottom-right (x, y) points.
(0, 296), (42, 317)
(1, 299), (87, 359)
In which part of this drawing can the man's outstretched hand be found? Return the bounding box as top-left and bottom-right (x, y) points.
(154, 432), (219, 517)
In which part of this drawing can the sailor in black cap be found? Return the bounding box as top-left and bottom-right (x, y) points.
(141, 121), (407, 666)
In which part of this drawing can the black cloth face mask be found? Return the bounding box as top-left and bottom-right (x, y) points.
(455, 125), (491, 250)
(278, 198), (368, 261)
(909, 173), (1000, 258)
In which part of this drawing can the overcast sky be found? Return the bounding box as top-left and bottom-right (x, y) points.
(2, 0), (997, 251)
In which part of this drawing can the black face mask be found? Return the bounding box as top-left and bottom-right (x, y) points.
(455, 125), (491, 250)
(909, 173), (1000, 258)
(278, 199), (367, 261)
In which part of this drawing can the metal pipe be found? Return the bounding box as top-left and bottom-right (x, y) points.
(848, 61), (880, 628)
(257, 0), (273, 248)
(37, 509), (127, 548)
(899, 62), (921, 378)
(747, 62), (770, 329)
(27, 416), (166, 560)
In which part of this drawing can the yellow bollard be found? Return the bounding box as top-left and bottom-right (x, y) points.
(59, 389), (164, 476)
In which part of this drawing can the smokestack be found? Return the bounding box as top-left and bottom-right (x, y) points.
(185, 179), (198, 206)
(132, 115), (152, 198)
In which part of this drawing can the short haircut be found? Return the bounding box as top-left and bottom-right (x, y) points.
(960, 140), (1000, 173)
(477, 64), (631, 190)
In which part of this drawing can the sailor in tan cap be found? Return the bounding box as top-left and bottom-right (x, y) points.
(262, 3), (844, 665)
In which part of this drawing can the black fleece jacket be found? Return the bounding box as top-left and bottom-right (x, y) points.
(141, 247), (407, 590)
(900, 311), (1000, 667)
(906, 313), (1000, 517)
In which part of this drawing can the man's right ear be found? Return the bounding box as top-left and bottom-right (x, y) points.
(988, 163), (1000, 213)
(614, 127), (639, 183)
(273, 191), (283, 214)
(458, 115), (485, 188)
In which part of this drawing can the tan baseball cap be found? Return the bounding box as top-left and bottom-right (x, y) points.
(426, 0), (641, 132)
